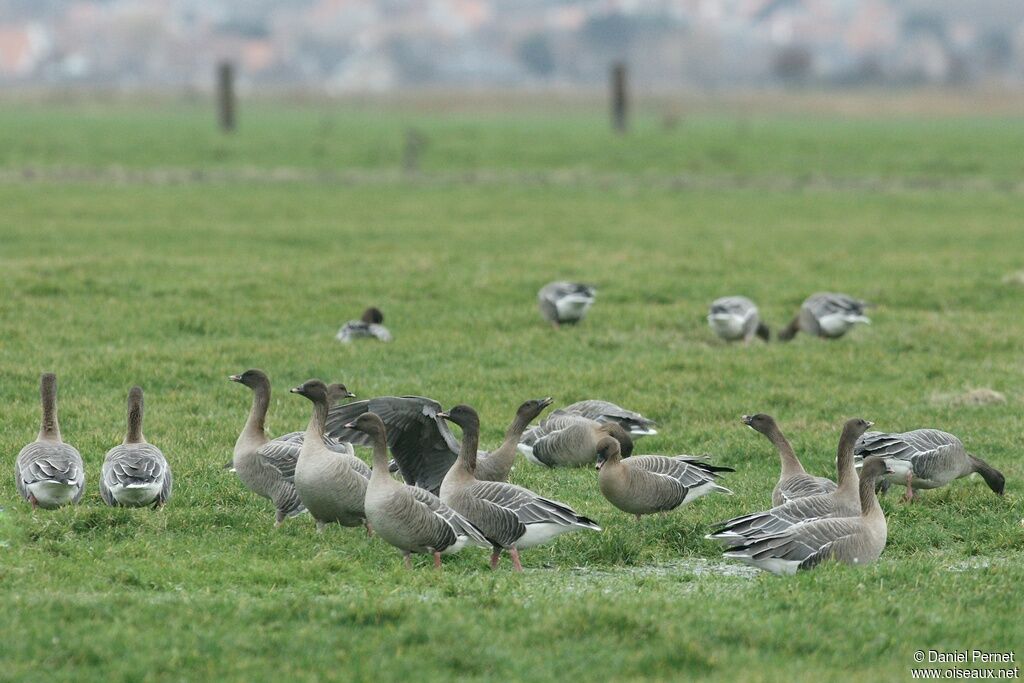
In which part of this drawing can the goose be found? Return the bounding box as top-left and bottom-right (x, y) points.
(854, 429), (1005, 501)
(554, 399), (657, 437)
(15, 373), (85, 509)
(336, 306), (392, 343)
(742, 414), (838, 506)
(518, 413), (634, 467)
(707, 296), (770, 343)
(100, 386), (173, 508)
(709, 418), (873, 545)
(291, 379), (369, 533)
(595, 437), (733, 520)
(326, 396), (553, 492)
(778, 292), (870, 341)
(438, 405), (601, 571)
(229, 369), (358, 526)
(538, 281), (596, 327)
(345, 412), (488, 568)
(722, 456), (893, 575)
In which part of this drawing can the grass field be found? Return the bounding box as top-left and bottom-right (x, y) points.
(1, 98), (1022, 682)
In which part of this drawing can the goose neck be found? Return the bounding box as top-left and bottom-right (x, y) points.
(38, 374), (60, 441)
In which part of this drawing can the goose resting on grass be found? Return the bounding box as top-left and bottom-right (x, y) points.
(291, 379), (369, 533)
(707, 296), (770, 343)
(100, 387), (173, 508)
(346, 412), (488, 568)
(710, 418), (873, 546)
(439, 405), (601, 571)
(538, 281), (596, 327)
(596, 437), (733, 520)
(326, 396), (553, 492)
(778, 292), (870, 341)
(854, 429), (1005, 501)
(723, 456), (893, 575)
(336, 306), (392, 343)
(518, 413), (634, 467)
(742, 414), (838, 506)
(554, 399), (657, 437)
(15, 373), (85, 509)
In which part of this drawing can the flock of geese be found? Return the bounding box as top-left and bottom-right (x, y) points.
(15, 339), (1006, 573)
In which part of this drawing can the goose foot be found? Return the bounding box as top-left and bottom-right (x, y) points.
(365, 521), (374, 537)
(29, 495), (38, 510)
(489, 549), (501, 570)
(433, 552), (442, 569)
(903, 473), (915, 502)
(509, 547), (523, 572)
(403, 552), (413, 570)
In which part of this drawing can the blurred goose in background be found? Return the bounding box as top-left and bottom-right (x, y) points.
(15, 373), (85, 509)
(326, 396), (553, 492)
(336, 306), (392, 343)
(538, 281), (596, 327)
(439, 405), (601, 571)
(229, 369), (358, 525)
(346, 412), (488, 568)
(742, 414), (838, 506)
(854, 429), (1005, 501)
(596, 437), (733, 520)
(553, 399), (657, 437)
(723, 456), (893, 575)
(778, 292), (870, 341)
(100, 386), (173, 508)
(518, 413), (634, 467)
(707, 296), (770, 343)
(291, 379), (369, 533)
(710, 418), (872, 546)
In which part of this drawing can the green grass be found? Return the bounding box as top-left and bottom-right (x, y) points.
(1, 101), (1023, 682)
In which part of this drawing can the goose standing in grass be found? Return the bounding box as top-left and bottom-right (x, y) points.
(336, 307), (392, 343)
(100, 387), (172, 508)
(345, 413), (488, 568)
(554, 399), (657, 437)
(15, 373), (85, 509)
(291, 379), (369, 533)
(518, 413), (634, 467)
(326, 396), (553, 491)
(722, 456), (893, 575)
(854, 429), (1005, 501)
(778, 292), (870, 341)
(439, 405), (601, 571)
(595, 437), (733, 520)
(229, 369), (358, 526)
(710, 418), (873, 545)
(742, 414), (838, 506)
(538, 281), (596, 327)
(707, 296), (770, 343)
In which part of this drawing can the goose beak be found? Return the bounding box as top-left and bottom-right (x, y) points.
(344, 421), (357, 429)
(289, 386), (303, 394)
(229, 375), (242, 383)
(741, 415), (753, 427)
(540, 397), (554, 408)
(346, 391), (356, 399)
(866, 421), (875, 429)
(595, 460), (603, 470)
(436, 411), (450, 420)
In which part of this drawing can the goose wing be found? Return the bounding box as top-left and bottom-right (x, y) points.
(708, 296), (756, 319)
(469, 480), (600, 530)
(725, 516), (863, 571)
(408, 486), (488, 547)
(709, 491), (838, 541)
(16, 442), (86, 503)
(807, 292), (868, 318)
(855, 429), (964, 481)
(556, 400), (657, 434)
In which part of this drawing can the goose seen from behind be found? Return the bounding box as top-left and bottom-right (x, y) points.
(100, 386), (173, 508)
(538, 281), (597, 327)
(778, 292), (870, 341)
(707, 296), (770, 343)
(15, 373), (85, 509)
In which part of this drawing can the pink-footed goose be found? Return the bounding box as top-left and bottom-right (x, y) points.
(438, 405), (601, 571)
(538, 281), (596, 327)
(518, 414), (634, 467)
(778, 292), (870, 341)
(15, 373), (85, 509)
(336, 306), (392, 343)
(553, 399), (657, 437)
(345, 412), (488, 568)
(707, 296), (770, 343)
(742, 414), (837, 506)
(100, 386), (173, 508)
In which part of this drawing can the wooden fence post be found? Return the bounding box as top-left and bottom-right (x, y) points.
(611, 62), (627, 134)
(217, 62), (236, 133)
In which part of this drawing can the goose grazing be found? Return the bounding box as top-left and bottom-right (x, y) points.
(345, 412), (488, 568)
(438, 405), (601, 571)
(336, 306), (393, 343)
(15, 373), (85, 509)
(229, 369), (358, 526)
(554, 399), (657, 437)
(518, 413), (634, 467)
(596, 437), (733, 520)
(326, 396), (553, 492)
(707, 296), (770, 343)
(854, 429), (1005, 501)
(742, 414), (838, 506)
(722, 456), (893, 575)
(291, 379), (369, 533)
(538, 281), (596, 327)
(710, 418), (873, 546)
(778, 292), (870, 341)
(100, 387), (173, 508)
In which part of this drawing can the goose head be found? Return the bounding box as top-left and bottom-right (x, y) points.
(361, 307), (384, 324)
(741, 413), (777, 436)
(842, 418), (874, 442)
(597, 422), (633, 457)
(229, 369), (270, 389)
(436, 404), (480, 433)
(517, 397), (553, 423)
(289, 379), (329, 403)
(595, 436), (621, 470)
(344, 412), (386, 438)
(858, 456), (895, 480)
(326, 383), (356, 402)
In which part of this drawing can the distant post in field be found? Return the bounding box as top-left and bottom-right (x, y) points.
(217, 62), (236, 133)
(610, 62), (628, 134)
